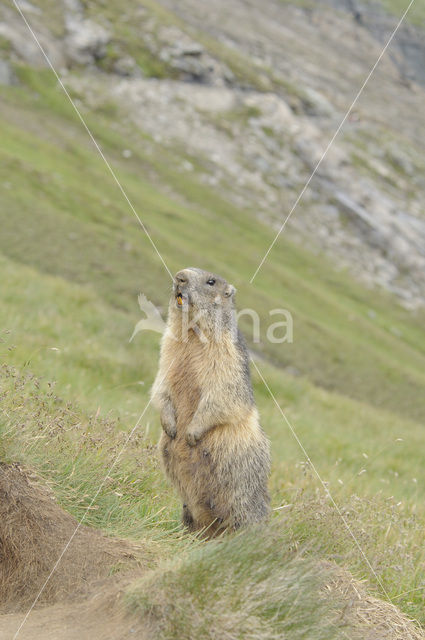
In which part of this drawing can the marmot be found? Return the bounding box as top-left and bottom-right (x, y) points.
(151, 267), (270, 537)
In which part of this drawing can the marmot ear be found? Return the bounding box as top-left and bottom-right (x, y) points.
(224, 284), (236, 298)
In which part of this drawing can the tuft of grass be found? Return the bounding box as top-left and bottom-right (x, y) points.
(126, 512), (425, 639)
(126, 523), (346, 640)
(0, 35), (12, 53)
(271, 487), (425, 623)
(83, 0), (179, 79)
(0, 363), (180, 546)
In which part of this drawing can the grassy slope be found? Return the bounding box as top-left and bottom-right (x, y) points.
(1, 358), (424, 630)
(1, 68), (425, 423)
(371, 0), (425, 28)
(0, 0), (425, 630)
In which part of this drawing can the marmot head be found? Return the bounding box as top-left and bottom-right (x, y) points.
(170, 267), (237, 340)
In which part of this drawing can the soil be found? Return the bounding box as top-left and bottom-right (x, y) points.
(0, 463), (148, 639)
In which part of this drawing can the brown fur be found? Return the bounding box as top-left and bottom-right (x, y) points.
(151, 268), (270, 537)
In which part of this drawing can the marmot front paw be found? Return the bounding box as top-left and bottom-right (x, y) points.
(163, 424), (177, 438)
(161, 412), (177, 438)
(186, 430), (201, 446)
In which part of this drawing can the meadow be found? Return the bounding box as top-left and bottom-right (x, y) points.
(1, 51), (425, 636)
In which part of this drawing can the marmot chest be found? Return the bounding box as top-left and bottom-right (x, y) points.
(167, 336), (207, 429)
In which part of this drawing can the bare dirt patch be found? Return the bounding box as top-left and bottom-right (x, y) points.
(0, 574), (147, 640)
(0, 462), (146, 614)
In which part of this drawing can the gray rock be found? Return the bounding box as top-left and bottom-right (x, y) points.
(62, 0), (84, 13)
(112, 55), (138, 77)
(0, 19), (65, 68)
(301, 87), (334, 117)
(0, 59), (14, 85)
(334, 191), (377, 234)
(171, 41), (204, 57)
(14, 1), (41, 14)
(64, 17), (110, 66)
(156, 25), (232, 85)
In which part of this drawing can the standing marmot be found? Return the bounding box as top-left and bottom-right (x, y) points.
(151, 267), (270, 537)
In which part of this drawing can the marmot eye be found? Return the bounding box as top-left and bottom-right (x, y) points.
(206, 278), (216, 286)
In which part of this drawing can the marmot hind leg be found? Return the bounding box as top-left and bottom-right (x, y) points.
(181, 503), (223, 538)
(182, 503), (196, 531)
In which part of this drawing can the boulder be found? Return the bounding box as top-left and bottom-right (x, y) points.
(64, 16), (110, 66)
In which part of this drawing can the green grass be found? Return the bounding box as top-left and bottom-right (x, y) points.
(278, 0), (425, 27)
(1, 362), (424, 629)
(0, 66), (424, 499)
(126, 523), (346, 640)
(0, 18), (425, 635)
(370, 0), (425, 28)
(1, 67), (425, 424)
(84, 2), (178, 79)
(0, 362), (181, 545)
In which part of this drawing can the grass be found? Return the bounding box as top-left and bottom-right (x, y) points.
(369, 0), (425, 28)
(84, 2), (178, 79)
(126, 524), (346, 640)
(126, 515), (425, 639)
(278, 0), (425, 27)
(0, 6), (425, 634)
(0, 362), (181, 545)
(1, 67), (425, 424)
(1, 362), (424, 629)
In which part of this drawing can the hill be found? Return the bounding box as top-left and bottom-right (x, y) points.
(0, 0), (424, 637)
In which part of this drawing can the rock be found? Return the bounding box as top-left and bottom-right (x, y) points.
(13, 0), (41, 15)
(62, 0), (84, 12)
(172, 41), (204, 57)
(386, 146), (414, 177)
(253, 154), (271, 173)
(112, 55), (138, 77)
(301, 87), (334, 117)
(0, 19), (65, 68)
(64, 17), (110, 66)
(156, 25), (233, 85)
(285, 366), (301, 377)
(242, 93), (299, 135)
(0, 59), (14, 85)
(334, 191), (377, 234)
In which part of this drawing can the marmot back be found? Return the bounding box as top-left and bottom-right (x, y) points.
(151, 267), (270, 537)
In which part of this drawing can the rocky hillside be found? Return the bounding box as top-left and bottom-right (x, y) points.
(1, 0), (424, 308)
(2, 3), (425, 636)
